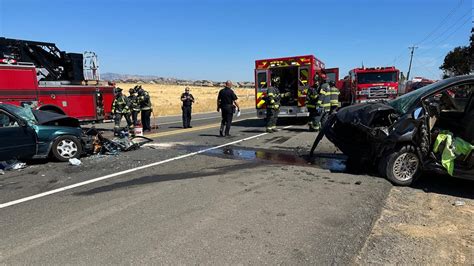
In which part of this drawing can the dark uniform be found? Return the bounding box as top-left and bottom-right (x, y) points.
(217, 86), (238, 136)
(111, 88), (132, 135)
(137, 86), (152, 132)
(128, 88), (140, 127)
(305, 81), (321, 131)
(181, 89), (195, 128)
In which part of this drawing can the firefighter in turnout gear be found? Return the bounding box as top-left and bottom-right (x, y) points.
(111, 87), (132, 136)
(137, 85), (153, 132)
(128, 87), (140, 127)
(313, 74), (331, 130)
(265, 76), (291, 133)
(306, 75), (322, 131)
(328, 80), (341, 113)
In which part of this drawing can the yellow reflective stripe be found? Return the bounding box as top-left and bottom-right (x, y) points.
(306, 104), (316, 108)
(257, 100), (265, 108)
(320, 103), (331, 107)
(267, 93), (275, 96)
(320, 91), (330, 95)
(257, 92), (264, 98)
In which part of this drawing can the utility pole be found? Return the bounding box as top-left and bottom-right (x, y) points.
(406, 46), (418, 81)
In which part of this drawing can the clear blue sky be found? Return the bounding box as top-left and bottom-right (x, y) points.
(0, 0), (472, 81)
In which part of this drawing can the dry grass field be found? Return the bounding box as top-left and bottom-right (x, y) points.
(116, 83), (255, 116)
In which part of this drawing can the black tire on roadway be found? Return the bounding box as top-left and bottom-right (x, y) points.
(379, 145), (421, 186)
(51, 135), (83, 162)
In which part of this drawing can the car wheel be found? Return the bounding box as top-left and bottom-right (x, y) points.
(51, 136), (83, 162)
(379, 145), (421, 186)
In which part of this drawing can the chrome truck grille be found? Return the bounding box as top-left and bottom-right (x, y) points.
(368, 86), (388, 98)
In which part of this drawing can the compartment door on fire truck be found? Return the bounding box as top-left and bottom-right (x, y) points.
(297, 66), (310, 107)
(256, 69), (269, 109)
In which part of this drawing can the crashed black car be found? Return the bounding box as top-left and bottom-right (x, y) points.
(311, 75), (473, 185)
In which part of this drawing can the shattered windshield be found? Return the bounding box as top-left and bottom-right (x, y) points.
(357, 72), (397, 84)
(2, 104), (37, 124)
(388, 80), (449, 114)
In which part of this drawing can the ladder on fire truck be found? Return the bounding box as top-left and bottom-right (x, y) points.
(83, 51), (100, 82)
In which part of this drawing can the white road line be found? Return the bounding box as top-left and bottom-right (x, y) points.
(0, 126), (291, 209)
(157, 111), (255, 125)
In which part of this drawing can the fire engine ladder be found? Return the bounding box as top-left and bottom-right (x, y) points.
(83, 51), (100, 82)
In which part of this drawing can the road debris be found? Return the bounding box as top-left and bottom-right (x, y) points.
(0, 160), (27, 171)
(453, 200), (465, 207)
(85, 127), (154, 155)
(69, 158), (82, 166)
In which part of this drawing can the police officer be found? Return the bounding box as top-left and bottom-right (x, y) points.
(181, 87), (195, 128)
(128, 87), (140, 127)
(111, 87), (132, 136)
(137, 85), (153, 132)
(217, 80), (239, 137)
(306, 75), (321, 131)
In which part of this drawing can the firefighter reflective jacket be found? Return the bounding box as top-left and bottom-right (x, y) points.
(316, 83), (331, 111)
(305, 86), (319, 109)
(138, 90), (152, 111)
(128, 93), (141, 112)
(329, 85), (341, 108)
(112, 95), (131, 114)
(265, 87), (281, 110)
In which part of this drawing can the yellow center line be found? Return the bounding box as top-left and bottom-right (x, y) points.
(144, 117), (255, 138)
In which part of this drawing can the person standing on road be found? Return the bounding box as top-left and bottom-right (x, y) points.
(306, 74), (322, 131)
(328, 80), (341, 114)
(128, 87), (140, 128)
(314, 74), (331, 129)
(265, 76), (291, 133)
(111, 87), (132, 136)
(137, 85), (153, 132)
(181, 87), (195, 128)
(217, 80), (240, 137)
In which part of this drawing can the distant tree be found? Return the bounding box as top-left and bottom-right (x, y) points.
(439, 28), (473, 78)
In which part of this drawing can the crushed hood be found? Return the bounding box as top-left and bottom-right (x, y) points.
(336, 102), (396, 127)
(32, 110), (80, 127)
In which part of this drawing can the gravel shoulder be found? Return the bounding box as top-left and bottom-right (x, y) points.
(357, 175), (474, 264)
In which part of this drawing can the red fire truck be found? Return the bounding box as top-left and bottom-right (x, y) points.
(339, 66), (400, 105)
(255, 55), (340, 118)
(0, 38), (114, 122)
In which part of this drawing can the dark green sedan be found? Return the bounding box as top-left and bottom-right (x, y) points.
(0, 104), (90, 162)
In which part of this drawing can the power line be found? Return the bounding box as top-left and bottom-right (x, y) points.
(414, 0), (464, 45)
(416, 16), (472, 57)
(423, 10), (471, 45)
(388, 0), (464, 65)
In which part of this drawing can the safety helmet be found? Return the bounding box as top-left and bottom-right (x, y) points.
(129, 88), (135, 93)
(115, 87), (123, 93)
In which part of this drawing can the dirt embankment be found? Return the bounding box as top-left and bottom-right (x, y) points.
(357, 178), (473, 265)
(116, 83), (255, 116)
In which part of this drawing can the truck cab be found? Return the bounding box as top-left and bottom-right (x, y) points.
(341, 67), (400, 105)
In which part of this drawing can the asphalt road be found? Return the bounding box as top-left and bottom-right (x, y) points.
(0, 109), (392, 264)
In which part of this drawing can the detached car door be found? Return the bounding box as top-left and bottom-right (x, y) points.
(0, 110), (37, 161)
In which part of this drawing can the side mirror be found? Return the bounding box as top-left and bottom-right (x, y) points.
(413, 107), (423, 119)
